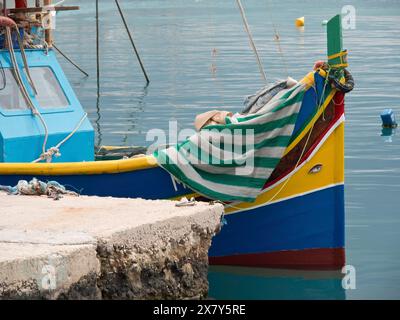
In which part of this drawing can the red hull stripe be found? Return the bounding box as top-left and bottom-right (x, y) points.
(209, 248), (345, 270)
(263, 92), (345, 190)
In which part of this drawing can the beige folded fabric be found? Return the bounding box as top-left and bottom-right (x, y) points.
(194, 110), (232, 131)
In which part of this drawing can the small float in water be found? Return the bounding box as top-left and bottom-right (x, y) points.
(295, 16), (305, 27)
(0, 1), (354, 270)
(381, 109), (397, 128)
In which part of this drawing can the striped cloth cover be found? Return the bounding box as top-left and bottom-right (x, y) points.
(154, 82), (307, 202)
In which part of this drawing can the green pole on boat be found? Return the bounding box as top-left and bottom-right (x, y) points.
(327, 14), (347, 77)
(327, 15), (342, 61)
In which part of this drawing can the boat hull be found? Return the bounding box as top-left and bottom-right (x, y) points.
(0, 134), (345, 270)
(0, 90), (346, 271)
(209, 185), (345, 270)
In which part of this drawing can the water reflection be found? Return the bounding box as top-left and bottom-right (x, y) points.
(95, 90), (103, 147)
(208, 266), (346, 300)
(381, 127), (396, 143)
(122, 84), (149, 144)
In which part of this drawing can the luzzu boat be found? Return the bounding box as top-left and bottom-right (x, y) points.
(0, 3), (352, 270)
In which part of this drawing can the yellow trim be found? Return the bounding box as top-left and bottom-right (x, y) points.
(225, 122), (345, 214)
(317, 69), (328, 78)
(329, 63), (348, 68)
(327, 51), (348, 60)
(0, 156), (158, 175)
(299, 71), (315, 87)
(97, 145), (128, 151)
(300, 69), (328, 87)
(284, 89), (336, 156)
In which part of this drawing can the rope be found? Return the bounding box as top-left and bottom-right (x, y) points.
(0, 58), (6, 90)
(14, 28), (38, 95)
(0, 178), (78, 200)
(224, 75), (332, 211)
(253, 75), (333, 205)
(170, 174), (178, 192)
(5, 26), (49, 156)
(261, 116), (314, 205)
(25, 31), (49, 54)
(318, 69), (331, 121)
(266, 0), (289, 78)
(32, 113), (88, 163)
(272, 25), (289, 78)
(333, 93), (345, 106)
(223, 115), (316, 211)
(236, 0), (267, 83)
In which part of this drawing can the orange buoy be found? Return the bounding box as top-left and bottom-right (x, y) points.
(295, 17), (305, 27)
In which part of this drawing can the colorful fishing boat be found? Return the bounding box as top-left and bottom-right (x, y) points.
(0, 2), (353, 270)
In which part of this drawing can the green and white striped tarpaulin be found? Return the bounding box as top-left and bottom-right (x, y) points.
(154, 82), (307, 202)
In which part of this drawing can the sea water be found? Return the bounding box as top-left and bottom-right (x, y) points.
(55, 0), (400, 299)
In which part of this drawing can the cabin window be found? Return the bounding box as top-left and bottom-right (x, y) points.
(0, 67), (68, 111)
(0, 69), (29, 110)
(30, 67), (69, 109)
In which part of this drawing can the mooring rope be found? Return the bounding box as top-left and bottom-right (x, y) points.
(32, 113), (88, 163)
(5, 26), (49, 156)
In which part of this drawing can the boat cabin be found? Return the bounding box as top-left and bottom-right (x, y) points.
(0, 1), (94, 163)
(0, 49), (94, 163)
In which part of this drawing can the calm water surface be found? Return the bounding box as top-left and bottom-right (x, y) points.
(55, 0), (400, 299)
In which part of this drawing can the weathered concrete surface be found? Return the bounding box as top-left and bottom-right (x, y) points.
(0, 194), (224, 300)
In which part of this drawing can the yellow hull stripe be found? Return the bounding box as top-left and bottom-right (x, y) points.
(224, 121), (344, 214)
(0, 155), (158, 175)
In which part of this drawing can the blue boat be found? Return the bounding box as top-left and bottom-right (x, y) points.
(0, 4), (352, 270)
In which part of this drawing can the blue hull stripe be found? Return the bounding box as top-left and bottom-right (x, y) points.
(209, 184), (345, 257)
(0, 167), (188, 200)
(0, 172), (344, 257)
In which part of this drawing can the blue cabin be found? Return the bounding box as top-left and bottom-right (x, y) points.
(0, 49), (94, 163)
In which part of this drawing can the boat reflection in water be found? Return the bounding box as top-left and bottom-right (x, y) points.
(381, 127), (396, 143)
(208, 266), (346, 300)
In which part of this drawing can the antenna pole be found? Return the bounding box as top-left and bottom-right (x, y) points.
(115, 0), (149, 84)
(44, 0), (53, 47)
(236, 0), (267, 83)
(53, 44), (89, 77)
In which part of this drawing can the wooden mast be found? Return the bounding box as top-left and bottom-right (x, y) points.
(44, 0), (53, 47)
(3, 0), (7, 16)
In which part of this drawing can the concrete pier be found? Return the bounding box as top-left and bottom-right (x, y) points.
(0, 194), (224, 300)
